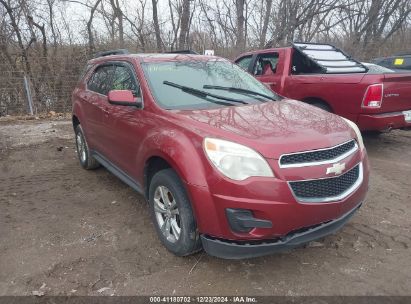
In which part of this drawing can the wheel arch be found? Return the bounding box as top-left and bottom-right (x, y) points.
(142, 152), (210, 230)
(72, 114), (80, 130)
(143, 156), (173, 200)
(140, 135), (212, 229)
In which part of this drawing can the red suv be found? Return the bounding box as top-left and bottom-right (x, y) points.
(72, 50), (370, 259)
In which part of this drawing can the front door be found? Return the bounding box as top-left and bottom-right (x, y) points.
(253, 52), (281, 94)
(84, 64), (116, 154)
(102, 61), (144, 176)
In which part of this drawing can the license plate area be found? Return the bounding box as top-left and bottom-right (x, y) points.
(403, 110), (411, 122)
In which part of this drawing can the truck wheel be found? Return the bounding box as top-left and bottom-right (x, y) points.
(310, 101), (332, 112)
(75, 125), (100, 170)
(149, 168), (202, 256)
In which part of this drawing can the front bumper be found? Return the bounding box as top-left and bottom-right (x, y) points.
(357, 111), (411, 131)
(188, 149), (369, 242)
(201, 202), (362, 259)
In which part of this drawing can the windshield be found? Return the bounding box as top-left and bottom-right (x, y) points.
(142, 60), (279, 110)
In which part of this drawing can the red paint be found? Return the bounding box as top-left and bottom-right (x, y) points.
(235, 47), (411, 131)
(72, 53), (369, 245)
(108, 90), (135, 104)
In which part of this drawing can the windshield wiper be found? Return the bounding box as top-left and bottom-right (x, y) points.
(163, 81), (248, 105)
(203, 85), (277, 101)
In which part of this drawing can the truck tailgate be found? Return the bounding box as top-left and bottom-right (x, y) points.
(382, 74), (411, 112)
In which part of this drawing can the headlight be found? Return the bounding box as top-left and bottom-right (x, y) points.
(342, 118), (365, 150)
(203, 137), (274, 181)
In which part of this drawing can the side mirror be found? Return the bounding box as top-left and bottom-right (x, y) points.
(108, 90), (142, 107)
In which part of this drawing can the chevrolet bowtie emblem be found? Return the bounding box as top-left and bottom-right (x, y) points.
(326, 163), (346, 175)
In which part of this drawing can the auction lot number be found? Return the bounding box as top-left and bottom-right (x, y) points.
(150, 297), (256, 303)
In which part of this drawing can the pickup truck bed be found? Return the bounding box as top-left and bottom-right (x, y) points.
(235, 43), (411, 131)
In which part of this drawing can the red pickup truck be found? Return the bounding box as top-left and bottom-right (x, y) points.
(235, 43), (411, 131)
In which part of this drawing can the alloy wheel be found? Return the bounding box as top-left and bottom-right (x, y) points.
(153, 185), (181, 243)
(76, 133), (86, 162)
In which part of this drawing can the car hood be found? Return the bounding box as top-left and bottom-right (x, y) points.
(172, 99), (354, 159)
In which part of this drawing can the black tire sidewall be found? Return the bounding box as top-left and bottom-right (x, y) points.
(311, 102), (331, 112)
(149, 169), (200, 256)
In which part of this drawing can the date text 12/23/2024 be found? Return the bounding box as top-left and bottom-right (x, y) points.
(149, 296), (256, 303)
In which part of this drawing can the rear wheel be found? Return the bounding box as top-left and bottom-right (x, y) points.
(363, 130), (383, 137)
(149, 168), (202, 256)
(310, 101), (332, 112)
(75, 125), (100, 170)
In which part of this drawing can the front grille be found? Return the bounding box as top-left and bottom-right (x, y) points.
(289, 164), (361, 202)
(280, 140), (357, 167)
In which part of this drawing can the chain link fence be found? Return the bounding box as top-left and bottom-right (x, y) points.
(0, 55), (86, 116)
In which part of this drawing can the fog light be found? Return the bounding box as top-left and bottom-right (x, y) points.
(226, 208), (272, 233)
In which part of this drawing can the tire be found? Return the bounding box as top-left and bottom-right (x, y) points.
(310, 101), (332, 112)
(74, 125), (100, 170)
(149, 168), (202, 256)
(363, 130), (383, 137)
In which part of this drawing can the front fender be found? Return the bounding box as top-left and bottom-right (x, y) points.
(136, 127), (210, 188)
(134, 128), (224, 234)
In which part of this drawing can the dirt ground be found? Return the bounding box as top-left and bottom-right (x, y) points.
(0, 118), (410, 296)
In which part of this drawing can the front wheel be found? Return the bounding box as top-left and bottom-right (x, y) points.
(75, 125), (100, 170)
(149, 168), (202, 256)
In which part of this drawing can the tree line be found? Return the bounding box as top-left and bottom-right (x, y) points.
(0, 0), (411, 114)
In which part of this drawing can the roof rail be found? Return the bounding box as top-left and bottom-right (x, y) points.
(93, 49), (129, 58)
(166, 50), (199, 55)
(394, 52), (411, 56)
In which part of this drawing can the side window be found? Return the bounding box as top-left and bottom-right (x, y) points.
(404, 57), (411, 69)
(393, 57), (411, 70)
(380, 58), (393, 68)
(236, 56), (253, 71)
(254, 53), (279, 76)
(87, 65), (115, 95)
(291, 50), (323, 75)
(111, 65), (141, 97)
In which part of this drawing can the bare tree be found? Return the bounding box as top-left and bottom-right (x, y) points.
(259, 0), (273, 47)
(265, 0), (342, 47)
(0, 0), (33, 75)
(152, 0), (163, 51)
(339, 0), (411, 58)
(87, 0), (102, 54)
(178, 0), (191, 49)
(109, 0), (124, 47)
(235, 0), (246, 52)
(1, 0), (411, 115)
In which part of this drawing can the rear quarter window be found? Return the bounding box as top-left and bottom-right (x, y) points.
(79, 64), (93, 82)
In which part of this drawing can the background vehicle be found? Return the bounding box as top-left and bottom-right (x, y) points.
(235, 43), (411, 131)
(372, 53), (411, 72)
(72, 50), (369, 259)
